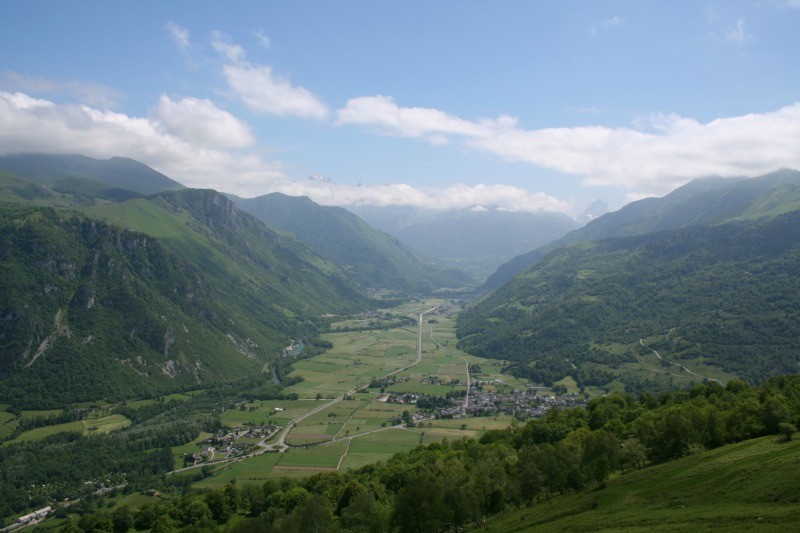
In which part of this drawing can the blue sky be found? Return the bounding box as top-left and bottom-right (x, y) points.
(1, 1), (799, 215)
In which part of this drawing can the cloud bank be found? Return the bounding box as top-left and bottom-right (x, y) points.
(337, 95), (800, 196)
(0, 90), (566, 211)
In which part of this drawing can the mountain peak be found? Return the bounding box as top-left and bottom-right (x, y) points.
(576, 199), (609, 224)
(308, 173), (330, 183)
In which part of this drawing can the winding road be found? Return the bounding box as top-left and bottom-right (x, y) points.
(639, 339), (723, 384)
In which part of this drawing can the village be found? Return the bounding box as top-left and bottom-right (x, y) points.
(384, 385), (586, 422)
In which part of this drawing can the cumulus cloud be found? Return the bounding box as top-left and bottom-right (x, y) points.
(336, 96), (800, 196)
(336, 95), (494, 142)
(210, 33), (328, 120)
(0, 91), (284, 196)
(151, 95), (254, 148)
(222, 63), (329, 119)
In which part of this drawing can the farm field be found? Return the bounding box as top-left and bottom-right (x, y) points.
(187, 298), (529, 488)
(284, 328), (418, 399)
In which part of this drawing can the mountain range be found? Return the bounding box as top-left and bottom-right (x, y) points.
(349, 204), (579, 279)
(460, 169), (800, 393)
(484, 169), (800, 290)
(231, 192), (470, 292)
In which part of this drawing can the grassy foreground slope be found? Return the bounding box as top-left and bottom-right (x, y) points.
(487, 434), (800, 532)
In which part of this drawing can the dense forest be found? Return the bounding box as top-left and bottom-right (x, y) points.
(38, 375), (800, 532)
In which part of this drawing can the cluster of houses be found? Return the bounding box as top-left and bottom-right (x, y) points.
(384, 386), (586, 421)
(187, 424), (277, 465)
(15, 506), (50, 526)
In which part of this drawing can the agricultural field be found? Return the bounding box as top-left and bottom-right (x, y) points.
(186, 298), (530, 488)
(284, 328), (418, 399)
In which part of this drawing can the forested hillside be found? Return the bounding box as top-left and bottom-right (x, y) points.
(459, 210), (800, 391)
(0, 189), (369, 408)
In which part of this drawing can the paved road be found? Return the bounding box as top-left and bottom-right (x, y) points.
(639, 339), (723, 384)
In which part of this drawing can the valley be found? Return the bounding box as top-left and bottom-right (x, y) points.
(0, 297), (568, 525)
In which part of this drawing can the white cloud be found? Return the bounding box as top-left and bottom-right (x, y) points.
(222, 63), (329, 119)
(336, 95), (492, 142)
(254, 30), (271, 49)
(211, 31), (246, 64)
(274, 180), (569, 213)
(336, 96), (800, 196)
(208, 33), (329, 119)
(0, 90), (569, 213)
(0, 70), (123, 109)
(165, 22), (191, 51)
(0, 91), (284, 197)
(150, 95), (254, 149)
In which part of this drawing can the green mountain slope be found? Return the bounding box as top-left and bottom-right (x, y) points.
(486, 434), (800, 532)
(233, 192), (472, 292)
(0, 190), (368, 408)
(458, 211), (800, 391)
(0, 153), (184, 195)
(485, 169), (800, 290)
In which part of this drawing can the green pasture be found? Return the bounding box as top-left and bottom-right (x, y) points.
(285, 329), (418, 398)
(339, 428), (423, 470)
(277, 439), (348, 468)
(4, 414), (131, 444)
(192, 452), (283, 490)
(20, 408), (63, 419)
(427, 415), (516, 432)
(220, 399), (316, 427)
(386, 382), (461, 396)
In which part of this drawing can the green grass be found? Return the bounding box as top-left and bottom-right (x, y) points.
(277, 439), (349, 468)
(0, 411), (16, 438)
(485, 434), (800, 532)
(4, 414), (131, 444)
(192, 452), (283, 490)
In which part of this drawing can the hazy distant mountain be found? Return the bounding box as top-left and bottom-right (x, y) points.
(350, 205), (578, 280)
(0, 153), (184, 196)
(576, 198), (609, 225)
(484, 169), (800, 290)
(233, 193), (472, 292)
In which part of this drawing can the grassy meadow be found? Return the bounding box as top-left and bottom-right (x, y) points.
(485, 434), (800, 532)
